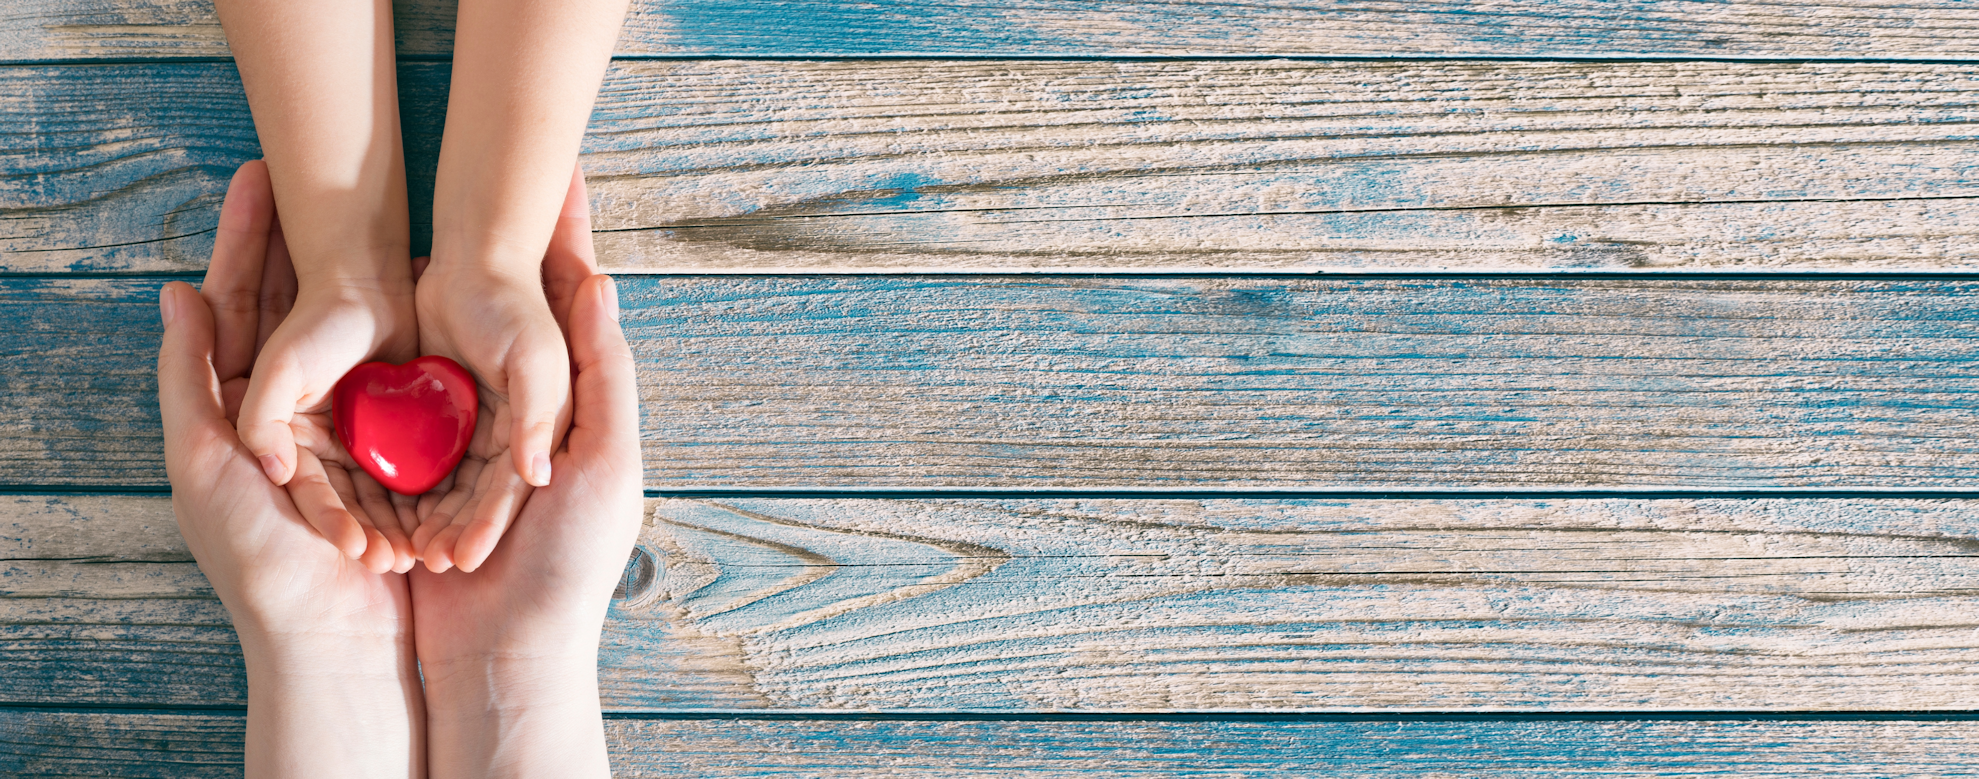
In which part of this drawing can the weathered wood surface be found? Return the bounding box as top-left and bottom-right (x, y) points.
(15, 276), (1979, 489)
(8, 711), (1979, 779)
(15, 494), (1979, 710)
(0, 62), (452, 271)
(9, 0), (1979, 61)
(11, 61), (1979, 273)
(583, 60), (1979, 272)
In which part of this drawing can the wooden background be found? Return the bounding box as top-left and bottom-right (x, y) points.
(7, 0), (1979, 774)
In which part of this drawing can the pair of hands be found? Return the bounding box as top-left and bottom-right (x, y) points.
(228, 167), (576, 575)
(159, 161), (643, 760)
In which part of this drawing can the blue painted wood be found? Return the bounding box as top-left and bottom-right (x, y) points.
(9, 710), (1979, 777)
(14, 276), (1979, 488)
(0, 63), (449, 270)
(15, 494), (1979, 710)
(13, 61), (1979, 273)
(6, 0), (1979, 60)
(606, 717), (1979, 776)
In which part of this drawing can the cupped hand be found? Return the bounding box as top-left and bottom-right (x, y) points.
(409, 175), (643, 669)
(223, 168), (420, 568)
(409, 167), (590, 573)
(158, 160), (417, 635)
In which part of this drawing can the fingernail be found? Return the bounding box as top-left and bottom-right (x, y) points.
(602, 276), (620, 322)
(158, 287), (177, 326)
(531, 451), (553, 486)
(258, 454), (284, 483)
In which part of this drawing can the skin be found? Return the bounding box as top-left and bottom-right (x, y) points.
(213, 0), (630, 572)
(211, 0), (419, 569)
(413, 169), (644, 779)
(414, 0), (630, 573)
(159, 162), (424, 779)
(165, 162), (640, 777)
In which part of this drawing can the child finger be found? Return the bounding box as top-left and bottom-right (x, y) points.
(354, 471), (415, 573)
(390, 490), (422, 542)
(452, 466), (534, 573)
(505, 332), (572, 488)
(287, 448), (366, 559)
(322, 464), (393, 573)
(422, 524), (465, 574)
(236, 352), (306, 485)
(413, 459), (480, 552)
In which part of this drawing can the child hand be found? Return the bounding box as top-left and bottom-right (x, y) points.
(220, 167), (421, 567)
(159, 161), (419, 634)
(186, 161), (420, 573)
(408, 166), (590, 572)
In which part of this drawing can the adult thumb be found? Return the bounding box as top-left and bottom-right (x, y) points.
(156, 282), (225, 441)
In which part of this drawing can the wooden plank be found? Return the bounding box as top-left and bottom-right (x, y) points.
(0, 0), (462, 62)
(11, 61), (1979, 273)
(8, 711), (1979, 778)
(14, 494), (1979, 710)
(581, 60), (1979, 272)
(15, 276), (1979, 489)
(0, 494), (753, 708)
(0, 62), (452, 271)
(9, 0), (1979, 61)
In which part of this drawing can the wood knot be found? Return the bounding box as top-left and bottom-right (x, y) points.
(613, 545), (661, 606)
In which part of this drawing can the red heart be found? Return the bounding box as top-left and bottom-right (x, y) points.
(332, 356), (478, 495)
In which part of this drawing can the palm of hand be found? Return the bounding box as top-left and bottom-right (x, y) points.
(171, 414), (410, 634)
(408, 439), (642, 664)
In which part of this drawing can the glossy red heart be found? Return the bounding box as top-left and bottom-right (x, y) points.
(332, 356), (478, 495)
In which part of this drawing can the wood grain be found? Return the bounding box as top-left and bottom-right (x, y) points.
(15, 276), (1979, 489)
(8, 711), (1979, 778)
(0, 494), (755, 708)
(9, 0), (1979, 61)
(582, 60), (1979, 272)
(0, 62), (455, 271)
(12, 61), (1979, 273)
(14, 494), (1979, 710)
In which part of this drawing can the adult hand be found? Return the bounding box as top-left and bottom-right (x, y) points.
(410, 167), (642, 779)
(408, 166), (591, 573)
(159, 160), (424, 777)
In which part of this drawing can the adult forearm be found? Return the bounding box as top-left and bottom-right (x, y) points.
(214, 0), (410, 286)
(421, 653), (610, 779)
(240, 630), (426, 779)
(430, 0), (628, 274)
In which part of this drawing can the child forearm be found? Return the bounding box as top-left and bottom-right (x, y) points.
(430, 0), (628, 274)
(213, 0), (411, 288)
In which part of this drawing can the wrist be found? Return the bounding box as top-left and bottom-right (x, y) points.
(419, 652), (607, 779)
(427, 229), (547, 280)
(290, 244), (416, 292)
(237, 620), (412, 679)
(237, 625), (426, 779)
(290, 274), (418, 320)
(419, 642), (599, 705)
